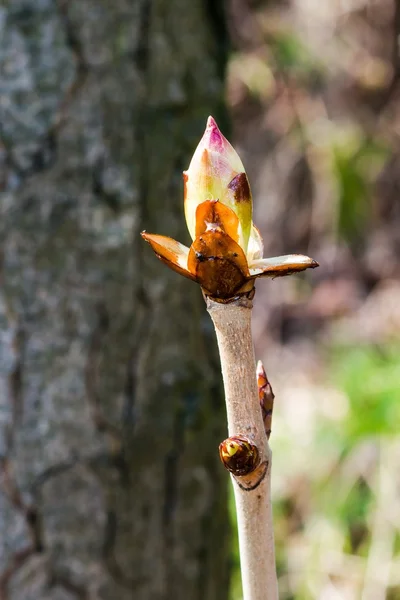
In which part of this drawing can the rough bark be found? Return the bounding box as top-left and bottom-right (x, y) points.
(0, 1), (230, 599)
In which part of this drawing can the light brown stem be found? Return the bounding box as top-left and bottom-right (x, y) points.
(207, 296), (278, 600)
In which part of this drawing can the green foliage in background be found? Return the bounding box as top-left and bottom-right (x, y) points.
(333, 138), (389, 244)
(330, 344), (400, 442)
(269, 31), (324, 85)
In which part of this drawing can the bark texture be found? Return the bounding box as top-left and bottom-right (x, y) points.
(0, 1), (230, 599)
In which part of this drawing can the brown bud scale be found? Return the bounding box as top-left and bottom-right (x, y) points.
(228, 172), (251, 204)
(257, 361), (275, 440)
(219, 435), (260, 476)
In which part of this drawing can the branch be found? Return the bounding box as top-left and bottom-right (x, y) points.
(207, 295), (278, 600)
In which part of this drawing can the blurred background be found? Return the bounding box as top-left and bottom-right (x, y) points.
(228, 1), (400, 599)
(0, 0), (399, 599)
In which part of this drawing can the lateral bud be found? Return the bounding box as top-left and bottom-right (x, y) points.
(257, 360), (275, 440)
(219, 435), (260, 476)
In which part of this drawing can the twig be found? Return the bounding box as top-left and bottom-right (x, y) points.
(207, 295), (278, 600)
(141, 115), (317, 600)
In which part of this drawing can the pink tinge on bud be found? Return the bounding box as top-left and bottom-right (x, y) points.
(204, 116), (226, 153)
(199, 116), (244, 174)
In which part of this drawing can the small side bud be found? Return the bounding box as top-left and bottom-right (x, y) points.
(219, 435), (260, 476)
(257, 360), (275, 440)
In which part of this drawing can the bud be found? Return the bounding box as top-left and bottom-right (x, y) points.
(184, 116), (252, 252)
(141, 116), (319, 301)
(257, 360), (275, 440)
(219, 435), (260, 476)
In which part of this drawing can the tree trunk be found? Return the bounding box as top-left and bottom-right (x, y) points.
(0, 1), (230, 599)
